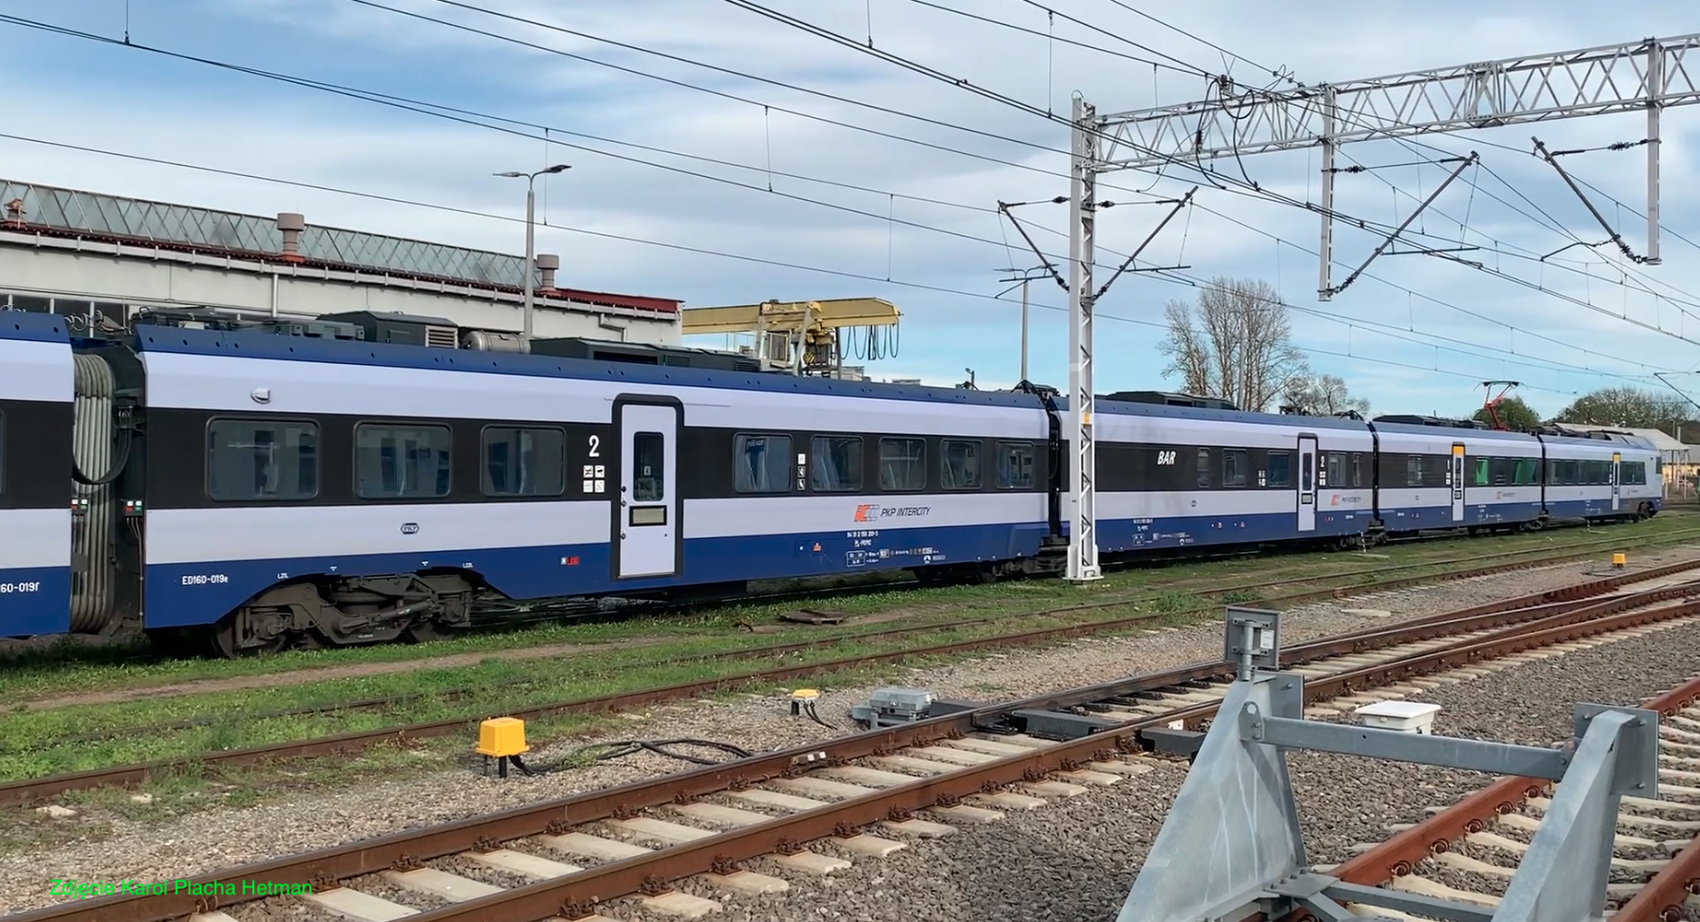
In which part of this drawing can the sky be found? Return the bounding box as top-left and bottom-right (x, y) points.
(0, 0), (1697, 420)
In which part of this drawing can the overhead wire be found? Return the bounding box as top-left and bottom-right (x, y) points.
(0, 128), (1596, 396)
(2, 10), (1669, 380)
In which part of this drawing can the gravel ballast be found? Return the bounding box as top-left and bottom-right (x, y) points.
(665, 619), (1700, 922)
(1, 548), (1696, 915)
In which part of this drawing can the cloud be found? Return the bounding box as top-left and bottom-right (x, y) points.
(0, 0), (1695, 422)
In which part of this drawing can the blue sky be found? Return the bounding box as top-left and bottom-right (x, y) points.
(0, 0), (1697, 419)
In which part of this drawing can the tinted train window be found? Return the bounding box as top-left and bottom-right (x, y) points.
(878, 438), (926, 492)
(1324, 452), (1346, 487)
(630, 432), (665, 501)
(1514, 459), (1539, 485)
(482, 427), (565, 497)
(1405, 456), (1423, 487)
(734, 434), (791, 493)
(995, 441), (1034, 489)
(1222, 449), (1247, 488)
(207, 418), (319, 501)
(810, 436), (863, 492)
(355, 423), (450, 499)
(1350, 453), (1364, 487)
(1471, 458), (1490, 487)
(1196, 448), (1211, 489)
(941, 439), (982, 490)
(1267, 451), (1290, 487)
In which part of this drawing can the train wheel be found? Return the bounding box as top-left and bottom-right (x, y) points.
(204, 614), (289, 659)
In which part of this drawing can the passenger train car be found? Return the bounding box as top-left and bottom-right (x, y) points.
(0, 309), (1663, 655)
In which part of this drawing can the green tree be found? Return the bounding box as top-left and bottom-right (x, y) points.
(1472, 396), (1541, 430)
(1552, 386), (1687, 429)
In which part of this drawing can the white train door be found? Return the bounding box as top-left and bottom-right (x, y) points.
(613, 397), (682, 580)
(1297, 435), (1317, 532)
(1611, 452), (1621, 511)
(1451, 443), (1466, 523)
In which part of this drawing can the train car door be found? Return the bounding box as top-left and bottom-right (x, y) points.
(1611, 452), (1621, 511)
(1297, 435), (1317, 532)
(1450, 443), (1466, 523)
(612, 397), (682, 580)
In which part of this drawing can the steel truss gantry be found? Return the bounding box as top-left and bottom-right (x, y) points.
(1094, 34), (1700, 296)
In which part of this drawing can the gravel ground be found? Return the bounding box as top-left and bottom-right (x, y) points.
(594, 617), (1700, 922)
(1, 548), (1696, 915)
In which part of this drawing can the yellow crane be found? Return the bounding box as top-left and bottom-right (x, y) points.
(680, 297), (900, 376)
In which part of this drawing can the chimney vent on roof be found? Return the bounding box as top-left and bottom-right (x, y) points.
(536, 253), (560, 292)
(276, 212), (306, 262)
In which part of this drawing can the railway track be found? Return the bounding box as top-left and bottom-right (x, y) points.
(8, 552), (1700, 809)
(9, 550), (1700, 810)
(18, 572), (1700, 922)
(1323, 672), (1700, 921)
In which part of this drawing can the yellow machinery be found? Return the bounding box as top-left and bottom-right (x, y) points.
(680, 297), (900, 376)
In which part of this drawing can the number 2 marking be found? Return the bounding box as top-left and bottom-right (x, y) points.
(588, 435), (601, 457)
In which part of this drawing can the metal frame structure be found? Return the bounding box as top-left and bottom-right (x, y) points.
(1117, 609), (1660, 922)
(1093, 35), (1700, 293)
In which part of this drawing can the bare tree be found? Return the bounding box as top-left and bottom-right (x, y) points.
(1282, 373), (1370, 418)
(1157, 277), (1309, 412)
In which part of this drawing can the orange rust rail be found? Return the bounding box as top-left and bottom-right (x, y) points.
(1329, 672), (1700, 921)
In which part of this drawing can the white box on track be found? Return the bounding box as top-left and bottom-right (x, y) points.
(1354, 700), (1442, 734)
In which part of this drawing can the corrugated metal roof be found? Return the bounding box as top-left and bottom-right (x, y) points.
(0, 179), (678, 314)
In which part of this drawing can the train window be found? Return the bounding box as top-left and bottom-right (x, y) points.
(1300, 451), (1313, 492)
(481, 427), (566, 497)
(1471, 458), (1489, 487)
(1350, 453), (1364, 487)
(1196, 448), (1211, 489)
(941, 439), (982, 490)
(734, 434), (792, 493)
(208, 418), (319, 502)
(355, 423), (450, 499)
(995, 441), (1035, 489)
(1267, 451), (1291, 487)
(810, 436), (864, 492)
(878, 438), (927, 492)
(1406, 455), (1423, 487)
(1222, 449), (1247, 488)
(1324, 452), (1346, 487)
(1516, 459), (1538, 485)
(631, 431), (665, 501)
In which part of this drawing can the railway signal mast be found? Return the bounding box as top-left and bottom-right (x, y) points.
(1064, 35), (1700, 583)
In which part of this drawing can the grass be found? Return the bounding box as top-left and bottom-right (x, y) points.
(8, 515), (1695, 707)
(0, 516), (1694, 807)
(0, 512), (1693, 848)
(3, 520), (1686, 707)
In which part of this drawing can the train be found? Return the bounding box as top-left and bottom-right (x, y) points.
(0, 307), (1664, 657)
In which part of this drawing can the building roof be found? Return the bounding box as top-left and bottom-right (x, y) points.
(0, 179), (678, 315)
(1552, 423), (1699, 462)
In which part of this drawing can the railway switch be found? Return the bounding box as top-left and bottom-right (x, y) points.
(1113, 606), (1661, 922)
(475, 717), (531, 779)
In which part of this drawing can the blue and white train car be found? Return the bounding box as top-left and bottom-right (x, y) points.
(1359, 420), (1467, 532)
(1457, 428), (1546, 527)
(131, 325), (1054, 652)
(1087, 399), (1377, 551)
(0, 312), (73, 638)
(1537, 431), (1661, 521)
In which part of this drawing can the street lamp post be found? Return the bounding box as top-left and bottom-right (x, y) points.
(496, 163), (571, 350)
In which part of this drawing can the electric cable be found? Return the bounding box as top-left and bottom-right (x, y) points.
(0, 128), (1635, 396)
(6, 9), (1688, 371)
(493, 738), (756, 776)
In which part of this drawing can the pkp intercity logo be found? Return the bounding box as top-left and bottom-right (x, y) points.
(853, 504), (932, 523)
